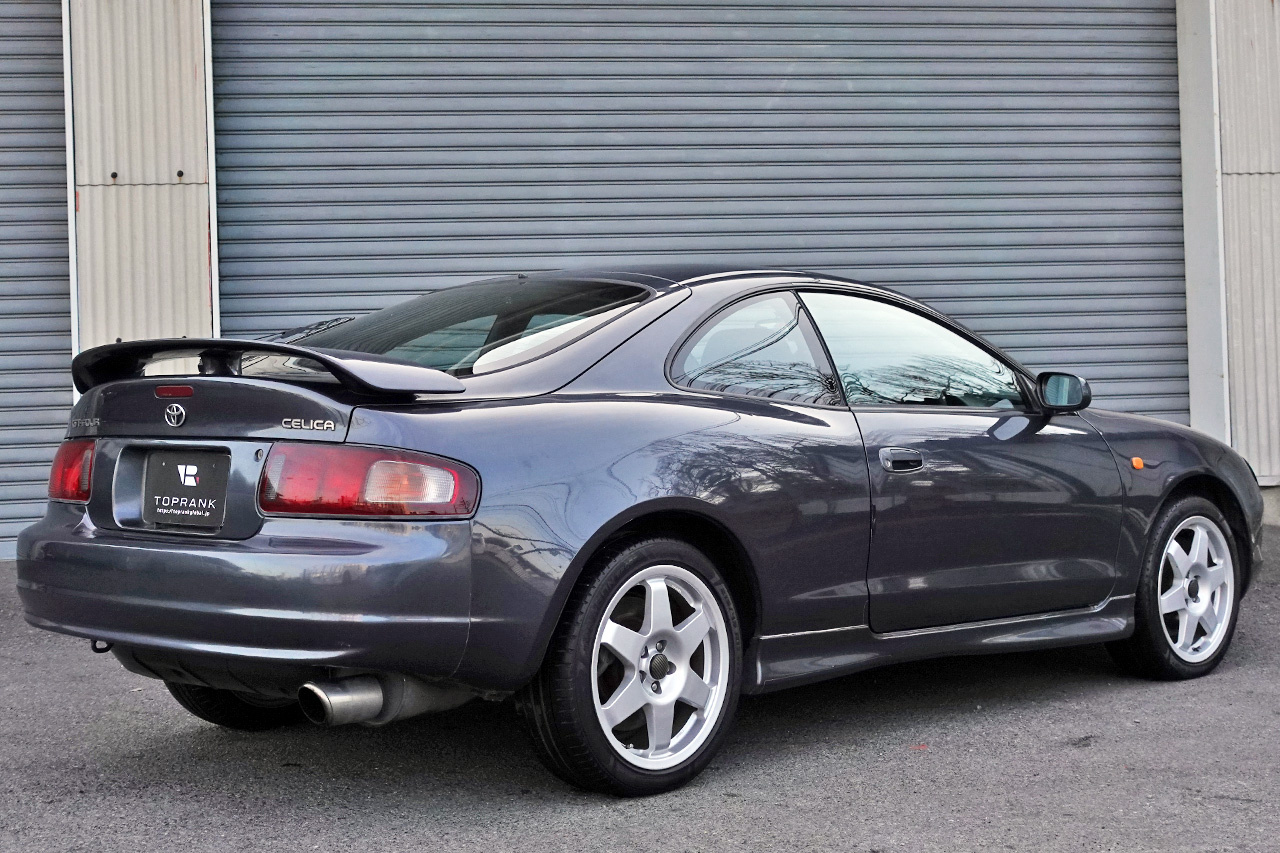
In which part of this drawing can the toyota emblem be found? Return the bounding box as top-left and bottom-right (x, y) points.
(164, 403), (186, 427)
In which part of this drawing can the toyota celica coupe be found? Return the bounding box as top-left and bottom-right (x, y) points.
(18, 265), (1263, 796)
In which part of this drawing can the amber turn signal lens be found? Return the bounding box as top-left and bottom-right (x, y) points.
(1131, 457), (1144, 470)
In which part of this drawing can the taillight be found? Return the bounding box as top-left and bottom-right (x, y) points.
(258, 443), (479, 518)
(49, 439), (95, 503)
(154, 385), (194, 398)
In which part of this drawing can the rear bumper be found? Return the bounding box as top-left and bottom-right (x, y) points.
(16, 503), (473, 683)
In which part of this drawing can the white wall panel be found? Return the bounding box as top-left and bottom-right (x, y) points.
(75, 184), (213, 351)
(69, 0), (215, 353)
(1218, 0), (1280, 482)
(1217, 0), (1280, 175)
(70, 0), (208, 186)
(1222, 175), (1279, 482)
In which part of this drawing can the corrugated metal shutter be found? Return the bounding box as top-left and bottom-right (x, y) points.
(0, 0), (70, 557)
(211, 0), (1188, 422)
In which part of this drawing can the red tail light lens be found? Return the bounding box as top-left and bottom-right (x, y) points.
(49, 439), (95, 503)
(258, 443), (479, 518)
(154, 385), (194, 398)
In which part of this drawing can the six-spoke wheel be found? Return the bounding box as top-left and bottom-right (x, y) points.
(516, 538), (742, 796)
(592, 565), (731, 770)
(1155, 515), (1235, 663)
(1108, 496), (1242, 680)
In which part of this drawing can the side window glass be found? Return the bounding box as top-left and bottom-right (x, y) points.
(672, 292), (842, 406)
(800, 292), (1024, 409)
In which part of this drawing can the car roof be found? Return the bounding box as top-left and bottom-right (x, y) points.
(538, 264), (1033, 380)
(520, 263), (889, 292)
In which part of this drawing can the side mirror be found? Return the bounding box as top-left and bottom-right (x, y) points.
(1037, 372), (1091, 413)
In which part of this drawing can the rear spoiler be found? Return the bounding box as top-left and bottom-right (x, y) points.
(71, 338), (466, 396)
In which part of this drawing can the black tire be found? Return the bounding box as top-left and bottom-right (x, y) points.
(166, 682), (305, 731)
(1107, 496), (1243, 680)
(515, 537), (743, 796)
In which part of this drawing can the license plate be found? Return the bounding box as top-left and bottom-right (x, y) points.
(142, 450), (231, 529)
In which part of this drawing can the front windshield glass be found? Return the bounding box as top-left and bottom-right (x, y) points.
(259, 277), (648, 378)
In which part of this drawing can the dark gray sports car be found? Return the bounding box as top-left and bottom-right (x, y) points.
(17, 265), (1264, 796)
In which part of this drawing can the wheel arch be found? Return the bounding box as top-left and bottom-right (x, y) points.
(525, 499), (763, 687)
(593, 508), (762, 645)
(1154, 472), (1255, 592)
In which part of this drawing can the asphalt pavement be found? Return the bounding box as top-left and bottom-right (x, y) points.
(3, 530), (1277, 852)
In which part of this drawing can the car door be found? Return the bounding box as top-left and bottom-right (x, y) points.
(667, 289), (873, 634)
(799, 290), (1124, 633)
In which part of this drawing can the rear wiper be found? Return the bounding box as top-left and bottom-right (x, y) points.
(257, 316), (356, 345)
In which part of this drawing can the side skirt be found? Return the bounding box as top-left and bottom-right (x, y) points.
(743, 595), (1135, 695)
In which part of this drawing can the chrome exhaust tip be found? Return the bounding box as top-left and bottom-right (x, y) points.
(298, 675), (384, 726)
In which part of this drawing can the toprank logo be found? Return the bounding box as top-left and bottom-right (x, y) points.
(282, 418), (337, 431)
(177, 465), (199, 487)
(164, 404), (186, 428)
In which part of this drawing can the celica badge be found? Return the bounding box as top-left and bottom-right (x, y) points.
(282, 417), (337, 431)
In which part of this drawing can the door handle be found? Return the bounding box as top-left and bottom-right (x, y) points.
(879, 447), (924, 473)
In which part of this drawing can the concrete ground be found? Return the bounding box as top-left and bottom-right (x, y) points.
(2, 531), (1277, 853)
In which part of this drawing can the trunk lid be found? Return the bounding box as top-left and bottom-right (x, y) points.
(70, 375), (355, 442)
(68, 376), (362, 540)
(63, 338), (468, 539)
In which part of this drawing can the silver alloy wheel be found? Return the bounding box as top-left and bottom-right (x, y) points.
(1158, 515), (1235, 663)
(591, 563), (730, 771)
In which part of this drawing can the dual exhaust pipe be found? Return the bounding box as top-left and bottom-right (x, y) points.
(298, 674), (472, 727)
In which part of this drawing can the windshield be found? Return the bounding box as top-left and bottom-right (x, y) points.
(257, 277), (649, 379)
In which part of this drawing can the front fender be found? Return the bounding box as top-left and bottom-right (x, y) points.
(1081, 409), (1264, 594)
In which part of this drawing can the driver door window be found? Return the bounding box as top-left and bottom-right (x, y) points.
(799, 292), (1024, 409)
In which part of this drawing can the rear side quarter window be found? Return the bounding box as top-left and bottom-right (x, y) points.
(671, 291), (842, 407)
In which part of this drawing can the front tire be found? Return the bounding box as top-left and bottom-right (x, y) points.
(1107, 496), (1242, 680)
(516, 538), (743, 796)
(166, 682), (304, 731)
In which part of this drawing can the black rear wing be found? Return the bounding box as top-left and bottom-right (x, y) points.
(71, 338), (466, 396)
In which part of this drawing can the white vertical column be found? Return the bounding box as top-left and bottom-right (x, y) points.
(1176, 0), (1231, 444)
(66, 0), (217, 353)
(1217, 0), (1280, 485)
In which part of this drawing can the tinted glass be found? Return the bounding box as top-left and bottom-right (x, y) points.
(801, 292), (1024, 408)
(273, 277), (647, 377)
(672, 292), (842, 406)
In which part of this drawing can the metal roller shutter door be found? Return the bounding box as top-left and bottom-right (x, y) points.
(211, 0), (1188, 421)
(0, 0), (70, 557)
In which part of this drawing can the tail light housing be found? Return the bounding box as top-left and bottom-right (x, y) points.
(258, 443), (479, 518)
(49, 439), (95, 503)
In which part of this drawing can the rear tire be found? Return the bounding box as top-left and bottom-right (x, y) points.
(516, 537), (742, 796)
(166, 682), (305, 731)
(1107, 496), (1242, 680)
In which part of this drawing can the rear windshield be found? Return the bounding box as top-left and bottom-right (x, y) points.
(267, 277), (648, 378)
